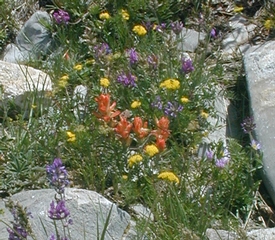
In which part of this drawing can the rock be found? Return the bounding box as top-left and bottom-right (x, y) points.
(73, 85), (88, 120)
(131, 203), (154, 221)
(243, 41), (275, 206)
(247, 228), (275, 239)
(1, 11), (53, 63)
(222, 15), (256, 58)
(0, 188), (134, 239)
(177, 28), (206, 52)
(206, 228), (239, 240)
(0, 60), (52, 117)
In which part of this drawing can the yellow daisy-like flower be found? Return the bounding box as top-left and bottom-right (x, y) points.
(264, 20), (272, 30)
(145, 144), (159, 157)
(233, 6), (244, 13)
(99, 12), (110, 20)
(100, 77), (110, 87)
(131, 100), (141, 109)
(128, 154), (143, 168)
(158, 171), (180, 184)
(121, 9), (129, 20)
(73, 64), (83, 71)
(160, 79), (180, 90)
(132, 25), (147, 36)
(67, 131), (76, 142)
(181, 96), (189, 103)
(58, 74), (69, 88)
(200, 110), (209, 119)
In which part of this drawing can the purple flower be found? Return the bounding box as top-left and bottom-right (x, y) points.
(241, 116), (256, 134)
(210, 28), (217, 38)
(164, 101), (183, 118)
(94, 43), (112, 59)
(50, 234), (56, 240)
(48, 200), (70, 220)
(215, 157), (229, 168)
(251, 139), (261, 150)
(206, 149), (214, 159)
(7, 225), (28, 240)
(151, 96), (163, 110)
(117, 72), (137, 87)
(46, 158), (69, 194)
(171, 20), (184, 35)
(181, 57), (194, 74)
(155, 23), (166, 32)
(52, 9), (70, 24)
(127, 48), (138, 65)
(147, 54), (158, 69)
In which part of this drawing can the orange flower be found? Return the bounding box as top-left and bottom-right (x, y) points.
(94, 94), (120, 122)
(156, 138), (166, 152)
(132, 117), (150, 139)
(152, 116), (170, 140)
(115, 116), (133, 139)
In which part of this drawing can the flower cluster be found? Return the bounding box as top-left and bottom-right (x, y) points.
(181, 57), (194, 74)
(241, 116), (256, 134)
(52, 9), (70, 24)
(132, 25), (147, 36)
(117, 72), (137, 87)
(126, 48), (139, 65)
(160, 79), (180, 90)
(164, 101), (183, 118)
(128, 154), (143, 168)
(206, 148), (230, 168)
(48, 200), (70, 220)
(171, 20), (184, 35)
(158, 172), (179, 184)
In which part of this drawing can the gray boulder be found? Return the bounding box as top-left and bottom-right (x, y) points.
(0, 188), (134, 239)
(2, 11), (53, 63)
(243, 41), (275, 205)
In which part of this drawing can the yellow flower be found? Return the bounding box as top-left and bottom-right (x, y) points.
(233, 6), (243, 13)
(99, 12), (110, 20)
(158, 171), (179, 184)
(132, 25), (147, 36)
(73, 64), (83, 71)
(181, 96), (189, 103)
(200, 110), (209, 119)
(145, 144), (159, 157)
(160, 79), (180, 90)
(58, 74), (69, 88)
(128, 154), (143, 168)
(131, 100), (141, 109)
(86, 59), (95, 65)
(121, 9), (129, 20)
(67, 131), (76, 142)
(100, 77), (110, 87)
(122, 175), (128, 180)
(264, 20), (272, 30)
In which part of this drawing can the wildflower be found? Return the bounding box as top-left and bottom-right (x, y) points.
(31, 104), (37, 109)
(181, 96), (189, 103)
(128, 154), (143, 168)
(145, 144), (159, 157)
(206, 149), (214, 159)
(100, 77), (110, 87)
(121, 9), (129, 20)
(147, 54), (158, 69)
(160, 79), (180, 90)
(264, 20), (272, 30)
(151, 96), (163, 110)
(234, 6), (244, 13)
(126, 48), (138, 64)
(215, 157), (229, 168)
(156, 138), (166, 151)
(58, 74), (69, 88)
(181, 57), (194, 74)
(200, 110), (209, 119)
(52, 9), (70, 24)
(158, 172), (179, 184)
(152, 116), (170, 140)
(154, 23), (166, 33)
(251, 139), (261, 150)
(114, 116), (133, 139)
(164, 101), (183, 118)
(86, 58), (95, 65)
(48, 200), (70, 220)
(117, 72), (137, 87)
(241, 116), (256, 134)
(73, 64), (82, 71)
(46, 158), (70, 194)
(131, 100), (141, 109)
(94, 94), (120, 122)
(210, 28), (217, 38)
(7, 224), (28, 239)
(94, 43), (111, 58)
(67, 131), (76, 142)
(99, 12), (110, 20)
(122, 175), (128, 180)
(171, 20), (184, 35)
(132, 25), (147, 36)
(133, 116), (149, 138)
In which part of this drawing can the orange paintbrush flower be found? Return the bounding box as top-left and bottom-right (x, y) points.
(94, 94), (120, 122)
(114, 116), (133, 139)
(132, 117), (149, 139)
(151, 116), (170, 140)
(156, 138), (166, 151)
